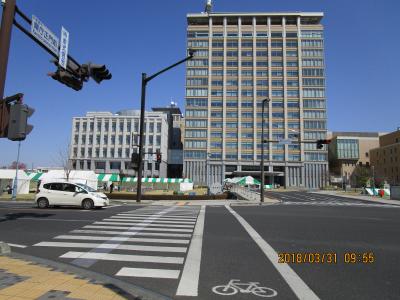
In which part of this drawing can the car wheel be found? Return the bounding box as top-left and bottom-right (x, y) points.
(37, 198), (49, 209)
(82, 199), (94, 210)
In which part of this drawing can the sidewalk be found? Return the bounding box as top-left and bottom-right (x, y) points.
(311, 190), (400, 206)
(0, 257), (127, 299)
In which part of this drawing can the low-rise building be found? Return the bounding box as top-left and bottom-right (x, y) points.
(69, 110), (169, 177)
(370, 129), (400, 185)
(328, 132), (380, 187)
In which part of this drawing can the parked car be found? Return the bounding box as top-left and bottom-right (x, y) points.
(35, 181), (109, 209)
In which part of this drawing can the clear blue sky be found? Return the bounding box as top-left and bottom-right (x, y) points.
(1, 0), (399, 167)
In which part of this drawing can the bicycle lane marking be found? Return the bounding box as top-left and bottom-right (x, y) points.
(225, 205), (320, 300)
(196, 206), (297, 299)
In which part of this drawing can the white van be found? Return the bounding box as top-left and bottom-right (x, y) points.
(35, 181), (109, 209)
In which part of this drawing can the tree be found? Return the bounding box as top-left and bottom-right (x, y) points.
(9, 161), (27, 170)
(351, 165), (371, 188)
(55, 144), (72, 181)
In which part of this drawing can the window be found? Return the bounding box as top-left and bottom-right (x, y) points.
(286, 50), (298, 57)
(302, 59), (324, 67)
(227, 61), (238, 67)
(226, 142), (238, 148)
(286, 61), (298, 67)
(212, 80), (223, 86)
(242, 61), (253, 67)
(242, 90), (253, 97)
(226, 122), (237, 128)
(226, 100), (238, 107)
(304, 110), (326, 118)
(226, 112), (238, 118)
(256, 51), (268, 57)
(211, 90), (223, 96)
(212, 41), (224, 47)
(211, 100), (223, 107)
(185, 140), (207, 148)
(212, 50), (223, 57)
(304, 120), (326, 129)
(227, 51), (238, 57)
(111, 136), (115, 145)
(287, 80), (299, 87)
(211, 132), (222, 138)
(212, 69), (223, 76)
(186, 88), (208, 97)
(187, 40), (209, 48)
(242, 70), (253, 77)
(226, 132), (237, 138)
(185, 120), (207, 127)
(186, 110), (208, 117)
(241, 80), (253, 86)
(303, 78), (325, 86)
(271, 41), (283, 48)
(242, 51), (252, 57)
(301, 30), (323, 38)
(256, 61), (268, 67)
(211, 122), (222, 128)
(256, 41), (267, 47)
(257, 90), (268, 96)
(187, 59), (208, 67)
(242, 32), (252, 37)
(287, 70), (298, 77)
(187, 68), (208, 76)
(272, 90), (283, 97)
(186, 98), (208, 107)
(301, 39), (323, 47)
(212, 61), (223, 67)
(256, 70), (268, 77)
(303, 89), (325, 98)
(286, 40), (298, 47)
(226, 80), (238, 86)
(211, 111), (222, 118)
(302, 68), (324, 77)
(187, 78), (208, 86)
(302, 49), (324, 57)
(271, 51), (283, 57)
(286, 32), (297, 38)
(256, 32), (268, 37)
(184, 150), (207, 159)
(271, 70), (283, 77)
(227, 40), (238, 47)
(272, 80), (283, 87)
(241, 41), (252, 48)
(226, 70), (238, 76)
(287, 90), (299, 97)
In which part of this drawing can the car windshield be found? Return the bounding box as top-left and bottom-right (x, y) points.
(75, 183), (97, 192)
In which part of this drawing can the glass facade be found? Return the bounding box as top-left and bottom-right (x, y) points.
(337, 139), (359, 159)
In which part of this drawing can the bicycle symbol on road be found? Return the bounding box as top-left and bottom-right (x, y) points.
(212, 279), (278, 297)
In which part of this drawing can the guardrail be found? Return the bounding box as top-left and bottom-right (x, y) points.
(230, 185), (260, 201)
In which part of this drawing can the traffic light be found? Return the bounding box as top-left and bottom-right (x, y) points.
(156, 150), (162, 164)
(82, 63), (112, 84)
(7, 102), (35, 141)
(316, 139), (331, 149)
(131, 152), (140, 171)
(48, 68), (83, 91)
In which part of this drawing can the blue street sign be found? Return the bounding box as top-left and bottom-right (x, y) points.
(31, 15), (59, 56)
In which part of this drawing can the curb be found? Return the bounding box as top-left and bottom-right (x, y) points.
(0, 241), (11, 255)
(4, 251), (172, 300)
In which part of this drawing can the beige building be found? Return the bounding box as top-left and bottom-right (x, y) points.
(370, 129), (400, 185)
(328, 132), (380, 187)
(184, 12), (328, 188)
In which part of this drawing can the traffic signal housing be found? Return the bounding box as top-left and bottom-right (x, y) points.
(82, 63), (112, 84)
(48, 68), (83, 91)
(7, 102), (35, 141)
(316, 139), (331, 149)
(131, 152), (140, 171)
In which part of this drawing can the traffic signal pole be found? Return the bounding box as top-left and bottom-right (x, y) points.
(0, 0), (16, 101)
(136, 52), (195, 202)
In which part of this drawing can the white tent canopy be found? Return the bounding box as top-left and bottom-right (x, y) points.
(39, 170), (98, 190)
(0, 169), (30, 195)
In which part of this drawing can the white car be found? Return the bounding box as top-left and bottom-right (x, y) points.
(35, 181), (109, 209)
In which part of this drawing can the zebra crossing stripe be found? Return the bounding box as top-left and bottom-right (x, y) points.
(116, 267), (180, 279)
(94, 221), (194, 228)
(117, 214), (197, 219)
(60, 251), (184, 264)
(83, 225), (193, 232)
(54, 235), (190, 244)
(34, 241), (187, 253)
(71, 229), (192, 238)
(107, 217), (196, 224)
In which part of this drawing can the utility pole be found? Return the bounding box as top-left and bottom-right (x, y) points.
(260, 98), (270, 203)
(0, 0), (16, 101)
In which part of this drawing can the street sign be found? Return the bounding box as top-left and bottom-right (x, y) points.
(31, 15), (59, 55)
(58, 27), (69, 69)
(278, 138), (293, 145)
(210, 182), (222, 195)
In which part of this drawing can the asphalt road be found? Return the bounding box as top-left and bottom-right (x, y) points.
(0, 194), (399, 300)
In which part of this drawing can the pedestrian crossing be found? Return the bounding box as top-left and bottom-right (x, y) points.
(275, 201), (397, 208)
(33, 205), (202, 282)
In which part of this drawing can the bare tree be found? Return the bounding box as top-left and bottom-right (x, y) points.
(53, 144), (72, 181)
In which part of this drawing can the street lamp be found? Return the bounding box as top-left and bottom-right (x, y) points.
(260, 97), (270, 203)
(136, 50), (195, 202)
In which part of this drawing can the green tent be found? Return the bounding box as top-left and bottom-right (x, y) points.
(237, 176), (261, 186)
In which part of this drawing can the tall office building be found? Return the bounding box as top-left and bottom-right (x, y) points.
(184, 12), (328, 188)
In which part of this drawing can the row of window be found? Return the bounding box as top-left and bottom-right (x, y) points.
(187, 59), (306, 67)
(188, 78), (323, 88)
(187, 68), (320, 77)
(74, 120), (162, 133)
(188, 31), (321, 39)
(74, 134), (162, 146)
(184, 151), (310, 161)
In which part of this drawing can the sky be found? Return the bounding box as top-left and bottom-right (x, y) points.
(0, 0), (399, 167)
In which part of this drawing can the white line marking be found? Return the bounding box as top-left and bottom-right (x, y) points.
(109, 217), (196, 223)
(71, 229), (191, 238)
(83, 225), (193, 232)
(176, 205), (205, 296)
(7, 243), (27, 248)
(34, 241), (187, 253)
(94, 221), (194, 228)
(225, 205), (319, 300)
(55, 235), (190, 244)
(117, 214), (197, 219)
(116, 267), (180, 279)
(61, 251), (184, 264)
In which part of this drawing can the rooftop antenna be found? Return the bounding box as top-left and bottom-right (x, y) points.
(205, 0), (212, 14)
